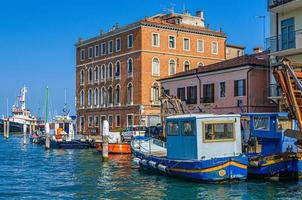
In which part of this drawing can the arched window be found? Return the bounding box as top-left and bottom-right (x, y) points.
(101, 87), (106, 106)
(94, 88), (99, 107)
(88, 88), (92, 106)
(115, 84), (121, 105)
(152, 57), (160, 76)
(127, 58), (133, 77)
(115, 61), (121, 79)
(94, 66), (99, 83)
(127, 82), (133, 104)
(184, 61), (190, 72)
(108, 86), (113, 105)
(80, 69), (85, 85)
(80, 90), (84, 106)
(169, 59), (176, 75)
(108, 63), (113, 80)
(88, 68), (93, 84)
(101, 64), (106, 82)
(198, 62), (204, 68)
(151, 82), (160, 105)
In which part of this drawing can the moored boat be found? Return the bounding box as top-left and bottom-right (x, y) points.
(132, 114), (248, 182)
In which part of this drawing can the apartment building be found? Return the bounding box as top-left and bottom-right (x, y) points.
(76, 11), (229, 134)
(160, 52), (277, 114)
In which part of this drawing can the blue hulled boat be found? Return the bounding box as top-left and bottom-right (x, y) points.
(132, 114), (248, 182)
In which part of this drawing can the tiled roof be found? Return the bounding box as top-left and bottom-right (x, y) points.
(159, 52), (269, 81)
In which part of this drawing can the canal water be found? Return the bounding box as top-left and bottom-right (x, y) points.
(1, 135), (302, 200)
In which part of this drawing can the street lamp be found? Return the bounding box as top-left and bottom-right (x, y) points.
(256, 15), (266, 49)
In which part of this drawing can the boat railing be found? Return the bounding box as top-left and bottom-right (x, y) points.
(136, 137), (166, 155)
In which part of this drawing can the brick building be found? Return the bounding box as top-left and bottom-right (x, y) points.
(76, 11), (234, 134)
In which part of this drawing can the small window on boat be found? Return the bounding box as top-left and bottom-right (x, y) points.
(182, 121), (194, 136)
(204, 122), (234, 142)
(253, 116), (269, 131)
(167, 122), (179, 136)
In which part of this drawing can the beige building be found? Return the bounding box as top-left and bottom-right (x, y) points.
(226, 44), (245, 59)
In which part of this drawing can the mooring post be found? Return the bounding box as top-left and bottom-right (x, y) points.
(23, 124), (27, 145)
(6, 120), (10, 139)
(29, 122), (32, 136)
(102, 120), (109, 161)
(45, 123), (50, 149)
(3, 120), (7, 138)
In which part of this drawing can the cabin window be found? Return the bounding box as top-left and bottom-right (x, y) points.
(182, 121), (194, 136)
(277, 117), (292, 132)
(253, 116), (269, 131)
(167, 121), (179, 136)
(204, 122), (234, 142)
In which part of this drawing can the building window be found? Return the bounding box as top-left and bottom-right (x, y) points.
(128, 34), (133, 48)
(94, 116), (99, 127)
(88, 89), (92, 106)
(80, 69), (85, 85)
(94, 88), (99, 107)
(234, 79), (246, 97)
(101, 42), (106, 55)
(108, 63), (113, 80)
(169, 59), (176, 75)
(127, 58), (133, 77)
(80, 116), (85, 132)
(186, 86), (197, 104)
(152, 57), (160, 76)
(127, 114), (134, 127)
(164, 89), (170, 96)
(152, 33), (160, 47)
(183, 38), (190, 51)
(127, 82), (133, 105)
(151, 82), (160, 105)
(88, 47), (93, 59)
(80, 49), (85, 61)
(204, 122), (235, 142)
(168, 35), (176, 49)
(94, 66), (99, 83)
(219, 82), (226, 98)
(177, 87), (185, 101)
(211, 41), (219, 55)
(115, 115), (121, 127)
(101, 87), (106, 106)
(198, 62), (204, 68)
(184, 61), (190, 71)
(80, 90), (84, 106)
(197, 40), (204, 52)
(108, 40), (113, 54)
(116, 38), (121, 52)
(203, 84), (214, 103)
(115, 61), (121, 79)
(88, 68), (93, 84)
(115, 85), (120, 105)
(108, 115), (113, 127)
(108, 86), (113, 106)
(94, 45), (99, 57)
(281, 18), (295, 50)
(101, 64), (106, 82)
(88, 116), (93, 128)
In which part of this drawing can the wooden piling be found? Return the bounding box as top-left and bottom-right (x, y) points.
(6, 121), (10, 139)
(102, 120), (109, 161)
(3, 120), (7, 138)
(23, 124), (27, 145)
(45, 123), (50, 149)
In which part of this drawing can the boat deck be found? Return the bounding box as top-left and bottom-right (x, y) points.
(132, 138), (167, 157)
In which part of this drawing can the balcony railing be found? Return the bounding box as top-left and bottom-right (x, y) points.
(266, 29), (302, 53)
(268, 0), (294, 9)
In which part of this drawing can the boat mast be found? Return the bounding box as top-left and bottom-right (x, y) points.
(45, 87), (49, 123)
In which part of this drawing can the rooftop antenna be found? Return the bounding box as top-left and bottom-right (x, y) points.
(182, 3), (188, 14)
(6, 98), (8, 118)
(163, 2), (175, 14)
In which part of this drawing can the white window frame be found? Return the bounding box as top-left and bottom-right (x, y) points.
(80, 69), (85, 86)
(80, 90), (85, 107)
(152, 33), (160, 47)
(127, 114), (134, 127)
(108, 40), (113, 54)
(94, 87), (99, 107)
(115, 37), (121, 52)
(101, 42), (106, 56)
(94, 65), (99, 83)
(94, 45), (99, 57)
(101, 64), (106, 82)
(152, 57), (160, 76)
(197, 39), (204, 53)
(183, 38), (190, 51)
(197, 62), (204, 68)
(101, 86), (106, 107)
(115, 114), (121, 127)
(218, 81), (226, 99)
(88, 88), (93, 107)
(168, 35), (176, 49)
(211, 41), (219, 55)
(80, 49), (85, 61)
(88, 47), (93, 59)
(88, 67), (93, 84)
(127, 34), (133, 48)
(107, 85), (113, 107)
(114, 84), (121, 106)
(107, 62), (113, 80)
(168, 59), (177, 75)
(115, 60), (121, 79)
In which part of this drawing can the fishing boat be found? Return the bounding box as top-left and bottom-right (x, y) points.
(241, 113), (302, 180)
(132, 114), (248, 182)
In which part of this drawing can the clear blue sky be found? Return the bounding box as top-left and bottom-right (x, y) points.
(0, 0), (269, 118)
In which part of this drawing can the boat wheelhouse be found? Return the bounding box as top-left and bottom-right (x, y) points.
(132, 114), (248, 182)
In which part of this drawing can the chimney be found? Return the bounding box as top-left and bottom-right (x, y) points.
(253, 47), (263, 54)
(196, 10), (204, 19)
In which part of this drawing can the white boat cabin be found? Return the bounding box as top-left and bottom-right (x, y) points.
(165, 114), (242, 160)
